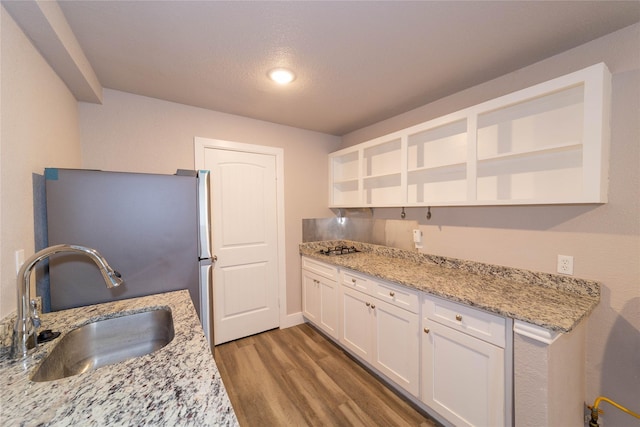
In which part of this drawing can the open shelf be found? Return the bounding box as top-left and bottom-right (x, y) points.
(408, 161), (468, 174)
(364, 173), (402, 205)
(408, 164), (467, 204)
(477, 85), (583, 160)
(331, 151), (359, 183)
(363, 172), (402, 181)
(364, 138), (402, 178)
(476, 148), (582, 202)
(329, 63), (610, 207)
(408, 119), (467, 170)
(332, 179), (360, 206)
(332, 178), (360, 186)
(477, 142), (582, 162)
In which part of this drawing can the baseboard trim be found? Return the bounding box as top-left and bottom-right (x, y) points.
(280, 311), (304, 329)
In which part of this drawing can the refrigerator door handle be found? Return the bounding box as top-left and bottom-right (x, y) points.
(199, 261), (213, 348)
(197, 170), (213, 260)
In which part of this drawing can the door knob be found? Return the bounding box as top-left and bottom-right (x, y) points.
(455, 314), (462, 321)
(423, 328), (430, 334)
(212, 255), (218, 262)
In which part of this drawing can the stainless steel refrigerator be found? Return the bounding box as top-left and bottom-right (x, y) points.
(44, 168), (213, 346)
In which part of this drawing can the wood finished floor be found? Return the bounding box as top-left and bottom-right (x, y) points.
(214, 323), (438, 427)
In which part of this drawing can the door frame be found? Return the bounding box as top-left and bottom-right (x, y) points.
(194, 136), (287, 333)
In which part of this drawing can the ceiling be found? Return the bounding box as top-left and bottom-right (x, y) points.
(13, 1), (640, 135)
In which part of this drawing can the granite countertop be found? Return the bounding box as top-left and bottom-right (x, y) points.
(0, 290), (238, 427)
(300, 241), (600, 333)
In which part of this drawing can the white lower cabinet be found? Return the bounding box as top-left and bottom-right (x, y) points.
(301, 258), (339, 339)
(422, 294), (512, 427)
(341, 285), (374, 359)
(341, 277), (420, 397)
(373, 296), (420, 397)
(301, 258), (512, 426)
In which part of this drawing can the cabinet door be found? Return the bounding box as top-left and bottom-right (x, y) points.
(302, 270), (320, 324)
(303, 269), (339, 339)
(340, 286), (373, 360)
(318, 275), (338, 339)
(422, 322), (505, 427)
(372, 299), (420, 397)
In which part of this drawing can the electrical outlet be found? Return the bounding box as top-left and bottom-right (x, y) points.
(557, 255), (574, 275)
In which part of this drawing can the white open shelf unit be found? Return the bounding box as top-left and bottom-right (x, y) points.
(329, 63), (611, 208)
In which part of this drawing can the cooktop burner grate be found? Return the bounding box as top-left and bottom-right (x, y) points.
(319, 245), (360, 256)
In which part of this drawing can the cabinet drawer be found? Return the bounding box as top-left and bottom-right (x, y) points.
(373, 280), (419, 314)
(341, 270), (373, 294)
(302, 257), (338, 281)
(423, 294), (506, 347)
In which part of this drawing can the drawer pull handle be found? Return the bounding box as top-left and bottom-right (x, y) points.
(455, 314), (462, 321)
(371, 304), (375, 309)
(423, 328), (430, 334)
(366, 302), (370, 307)
(389, 291), (395, 297)
(352, 278), (356, 284)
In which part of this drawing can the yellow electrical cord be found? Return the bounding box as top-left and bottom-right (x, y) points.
(588, 396), (640, 425)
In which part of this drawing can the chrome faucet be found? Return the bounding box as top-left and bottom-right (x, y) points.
(11, 244), (123, 359)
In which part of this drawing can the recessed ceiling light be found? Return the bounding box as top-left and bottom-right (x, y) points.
(268, 68), (296, 85)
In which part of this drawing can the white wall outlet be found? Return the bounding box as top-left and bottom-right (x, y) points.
(15, 249), (25, 275)
(557, 255), (574, 275)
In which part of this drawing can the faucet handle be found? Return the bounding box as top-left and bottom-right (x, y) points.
(30, 299), (41, 329)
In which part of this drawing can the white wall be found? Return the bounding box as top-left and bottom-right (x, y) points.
(0, 7), (82, 319)
(78, 89), (341, 315)
(342, 24), (640, 426)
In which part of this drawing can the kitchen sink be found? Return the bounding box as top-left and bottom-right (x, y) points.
(31, 308), (174, 382)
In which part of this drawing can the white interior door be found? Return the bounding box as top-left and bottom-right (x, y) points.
(204, 147), (280, 344)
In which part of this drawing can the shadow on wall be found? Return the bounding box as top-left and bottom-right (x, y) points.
(371, 204), (604, 233)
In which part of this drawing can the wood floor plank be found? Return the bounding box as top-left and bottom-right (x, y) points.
(216, 340), (308, 426)
(274, 325), (334, 363)
(215, 323), (438, 427)
(316, 353), (427, 427)
(282, 368), (351, 426)
(254, 327), (352, 410)
(254, 329), (298, 373)
(338, 399), (378, 427)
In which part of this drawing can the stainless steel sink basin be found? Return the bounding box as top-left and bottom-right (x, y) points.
(31, 308), (174, 382)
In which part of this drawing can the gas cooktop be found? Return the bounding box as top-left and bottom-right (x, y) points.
(318, 245), (361, 256)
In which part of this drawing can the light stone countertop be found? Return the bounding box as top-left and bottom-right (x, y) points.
(0, 290), (238, 427)
(300, 241), (600, 333)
